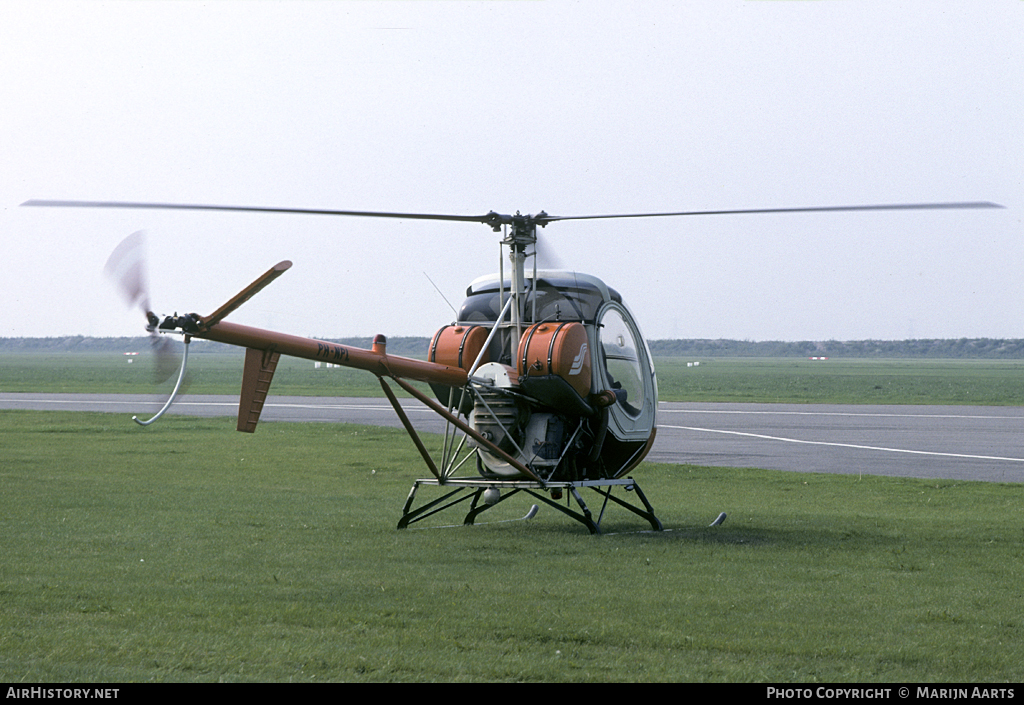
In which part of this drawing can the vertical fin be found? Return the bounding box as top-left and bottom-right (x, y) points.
(237, 347), (280, 433)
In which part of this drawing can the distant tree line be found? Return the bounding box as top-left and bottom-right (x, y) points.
(0, 336), (434, 357)
(646, 338), (1024, 359)
(8, 336), (1024, 359)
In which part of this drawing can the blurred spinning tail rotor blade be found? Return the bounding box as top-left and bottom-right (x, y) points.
(104, 230), (151, 315)
(104, 230), (177, 383)
(151, 335), (178, 384)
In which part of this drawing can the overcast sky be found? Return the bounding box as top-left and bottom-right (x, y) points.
(2, 0), (1020, 343)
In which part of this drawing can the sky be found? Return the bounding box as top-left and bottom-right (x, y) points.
(2, 0), (1021, 343)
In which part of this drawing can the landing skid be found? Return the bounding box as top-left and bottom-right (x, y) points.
(398, 477), (663, 535)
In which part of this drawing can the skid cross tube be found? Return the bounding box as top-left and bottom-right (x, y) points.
(586, 481), (663, 530)
(397, 482), (478, 529)
(463, 487), (526, 525)
(398, 478), (663, 534)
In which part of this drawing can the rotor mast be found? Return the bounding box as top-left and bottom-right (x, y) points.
(499, 211), (548, 364)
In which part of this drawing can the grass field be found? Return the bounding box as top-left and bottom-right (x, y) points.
(0, 350), (391, 398)
(656, 357), (1024, 405)
(3, 353), (1024, 682)
(2, 411), (1023, 682)
(5, 351), (1024, 405)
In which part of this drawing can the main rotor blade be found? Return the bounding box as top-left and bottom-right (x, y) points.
(23, 198), (1002, 230)
(537, 201), (1003, 224)
(22, 199), (502, 225)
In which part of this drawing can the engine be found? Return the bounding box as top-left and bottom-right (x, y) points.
(428, 322), (598, 481)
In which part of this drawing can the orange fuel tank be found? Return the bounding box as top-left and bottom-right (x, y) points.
(517, 321), (591, 399)
(428, 324), (490, 372)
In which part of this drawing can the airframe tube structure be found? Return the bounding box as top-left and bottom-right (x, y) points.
(188, 319), (543, 482)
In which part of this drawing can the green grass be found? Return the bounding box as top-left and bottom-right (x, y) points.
(7, 352), (1024, 405)
(656, 357), (1024, 405)
(2, 410), (1022, 682)
(0, 351), (394, 397)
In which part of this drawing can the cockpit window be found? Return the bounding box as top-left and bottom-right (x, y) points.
(599, 307), (644, 417)
(459, 290), (504, 323)
(459, 277), (610, 325)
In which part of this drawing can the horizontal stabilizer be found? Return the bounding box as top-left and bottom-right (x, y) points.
(238, 347), (280, 433)
(204, 261), (292, 328)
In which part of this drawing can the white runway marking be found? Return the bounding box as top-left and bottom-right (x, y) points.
(660, 423), (1024, 463)
(659, 407), (1023, 421)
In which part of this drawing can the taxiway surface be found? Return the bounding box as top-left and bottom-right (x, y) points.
(3, 393), (1023, 483)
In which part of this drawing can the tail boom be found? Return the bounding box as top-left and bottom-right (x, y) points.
(196, 320), (469, 388)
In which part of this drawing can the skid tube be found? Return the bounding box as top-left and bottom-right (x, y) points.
(398, 477), (663, 535)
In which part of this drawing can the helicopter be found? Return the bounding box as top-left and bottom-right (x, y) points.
(22, 199), (1002, 532)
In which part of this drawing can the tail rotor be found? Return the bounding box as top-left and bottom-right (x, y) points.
(104, 230), (177, 382)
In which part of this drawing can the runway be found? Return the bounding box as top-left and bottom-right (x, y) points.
(652, 403), (1024, 483)
(3, 393), (1023, 483)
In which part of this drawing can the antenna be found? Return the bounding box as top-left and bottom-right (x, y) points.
(423, 271), (458, 317)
